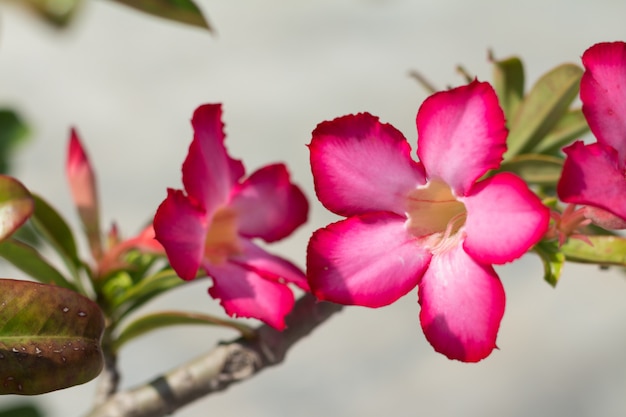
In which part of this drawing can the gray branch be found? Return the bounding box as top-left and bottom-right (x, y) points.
(85, 294), (342, 417)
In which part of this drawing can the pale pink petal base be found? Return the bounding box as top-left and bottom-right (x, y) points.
(231, 164), (308, 242)
(205, 261), (295, 330)
(462, 172), (550, 264)
(307, 212), (431, 307)
(418, 244), (505, 362)
(558, 141), (626, 221)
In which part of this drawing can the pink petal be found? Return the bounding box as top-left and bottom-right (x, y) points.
(462, 172), (550, 264)
(416, 81), (507, 196)
(66, 128), (102, 258)
(309, 113), (425, 217)
(581, 42), (626, 158)
(182, 104), (245, 210)
(230, 163), (309, 242)
(229, 239), (309, 291)
(557, 141), (626, 221)
(205, 260), (295, 330)
(153, 189), (207, 280)
(307, 212), (431, 307)
(418, 244), (505, 362)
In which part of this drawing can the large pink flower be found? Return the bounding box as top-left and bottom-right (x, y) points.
(154, 104), (309, 330)
(307, 81), (549, 362)
(557, 41), (626, 227)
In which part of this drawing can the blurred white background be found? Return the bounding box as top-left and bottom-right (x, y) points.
(1, 0), (626, 416)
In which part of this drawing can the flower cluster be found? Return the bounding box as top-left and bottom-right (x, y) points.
(152, 41), (626, 363)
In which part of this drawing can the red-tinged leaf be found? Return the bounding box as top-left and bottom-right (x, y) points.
(0, 279), (104, 395)
(0, 175), (34, 242)
(108, 0), (211, 31)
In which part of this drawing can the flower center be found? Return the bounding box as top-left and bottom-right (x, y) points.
(405, 178), (467, 254)
(204, 206), (242, 264)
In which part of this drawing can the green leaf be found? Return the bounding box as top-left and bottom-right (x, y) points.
(534, 109), (590, 155)
(561, 235), (626, 266)
(0, 110), (30, 174)
(108, 269), (184, 320)
(0, 403), (44, 417)
(0, 176), (34, 242)
(108, 0), (211, 30)
(22, 0), (83, 27)
(505, 63), (583, 159)
(490, 53), (525, 121)
(30, 194), (81, 272)
(534, 239), (565, 287)
(497, 153), (564, 186)
(113, 310), (255, 352)
(0, 279), (104, 395)
(0, 239), (75, 290)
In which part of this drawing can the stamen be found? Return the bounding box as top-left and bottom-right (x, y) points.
(426, 211), (467, 255)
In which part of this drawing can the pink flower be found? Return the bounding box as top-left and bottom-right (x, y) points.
(153, 104), (309, 330)
(307, 81), (549, 362)
(557, 42), (626, 228)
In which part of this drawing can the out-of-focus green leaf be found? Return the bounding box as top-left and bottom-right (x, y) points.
(561, 235), (626, 266)
(490, 54), (525, 121)
(0, 110), (30, 174)
(0, 239), (75, 290)
(113, 310), (255, 352)
(21, 0), (83, 27)
(497, 154), (564, 186)
(0, 403), (44, 417)
(534, 239), (565, 287)
(505, 63), (583, 159)
(108, 0), (211, 30)
(107, 269), (184, 320)
(0, 176), (33, 242)
(0, 279), (104, 395)
(30, 194), (80, 272)
(534, 109), (590, 155)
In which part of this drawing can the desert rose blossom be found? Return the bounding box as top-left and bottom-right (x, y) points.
(154, 104), (309, 330)
(307, 81), (549, 362)
(557, 41), (626, 228)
